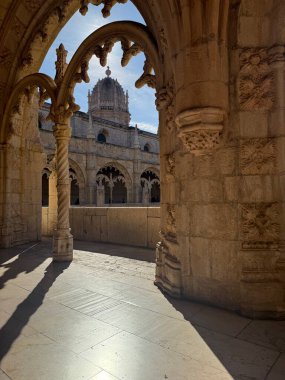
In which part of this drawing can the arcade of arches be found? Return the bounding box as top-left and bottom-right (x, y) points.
(0, 0), (285, 319)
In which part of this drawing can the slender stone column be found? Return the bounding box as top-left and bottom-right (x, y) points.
(52, 123), (73, 262)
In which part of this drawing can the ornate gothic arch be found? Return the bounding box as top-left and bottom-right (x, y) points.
(68, 158), (86, 187)
(56, 20), (161, 115)
(141, 166), (160, 179)
(96, 161), (132, 187)
(1, 73), (56, 144)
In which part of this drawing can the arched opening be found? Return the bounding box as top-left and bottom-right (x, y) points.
(97, 132), (107, 143)
(42, 171), (50, 206)
(1, 0), (162, 295)
(96, 165), (128, 205)
(143, 143), (150, 152)
(69, 168), (80, 205)
(140, 169), (160, 204)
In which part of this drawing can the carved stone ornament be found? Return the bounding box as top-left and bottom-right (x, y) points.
(79, 0), (128, 17)
(20, 1), (71, 69)
(24, 0), (42, 11)
(165, 205), (177, 241)
(238, 48), (274, 111)
(240, 138), (276, 175)
(0, 48), (13, 69)
(121, 39), (142, 67)
(54, 44), (68, 86)
(240, 250), (280, 283)
(156, 79), (175, 130)
(155, 234), (182, 297)
(175, 107), (224, 155)
(165, 152), (175, 180)
(135, 55), (156, 89)
(241, 203), (280, 250)
(92, 38), (156, 90)
(159, 28), (168, 52)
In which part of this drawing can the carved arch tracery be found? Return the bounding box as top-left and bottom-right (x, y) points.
(56, 21), (161, 116)
(1, 73), (57, 143)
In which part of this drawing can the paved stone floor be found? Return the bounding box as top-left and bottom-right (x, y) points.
(0, 239), (284, 380)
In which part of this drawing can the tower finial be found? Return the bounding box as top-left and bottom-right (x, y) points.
(106, 66), (111, 77)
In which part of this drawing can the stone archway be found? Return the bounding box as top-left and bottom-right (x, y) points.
(68, 158), (87, 205)
(1, 18), (162, 262)
(96, 162), (132, 205)
(140, 168), (160, 204)
(1, 0), (285, 318)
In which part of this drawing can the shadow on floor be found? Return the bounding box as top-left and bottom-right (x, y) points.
(0, 242), (49, 290)
(74, 240), (156, 263)
(0, 243), (70, 362)
(164, 294), (283, 380)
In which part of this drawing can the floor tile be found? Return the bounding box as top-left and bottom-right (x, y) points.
(196, 326), (279, 380)
(190, 304), (250, 337)
(1, 239), (285, 380)
(266, 353), (285, 380)
(238, 320), (285, 351)
(0, 369), (10, 379)
(1, 334), (101, 380)
(81, 331), (232, 380)
(89, 370), (119, 380)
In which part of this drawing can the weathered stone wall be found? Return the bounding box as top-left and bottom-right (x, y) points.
(42, 206), (160, 248)
(228, 0), (285, 317)
(0, 97), (44, 248)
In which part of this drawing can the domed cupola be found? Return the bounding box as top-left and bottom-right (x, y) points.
(89, 67), (131, 126)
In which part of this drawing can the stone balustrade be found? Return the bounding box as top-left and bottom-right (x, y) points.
(42, 206), (160, 249)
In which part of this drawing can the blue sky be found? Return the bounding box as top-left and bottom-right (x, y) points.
(40, 2), (158, 133)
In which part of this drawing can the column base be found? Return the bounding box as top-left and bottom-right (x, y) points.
(53, 230), (73, 262)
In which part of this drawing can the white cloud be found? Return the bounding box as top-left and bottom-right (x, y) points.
(133, 121), (158, 134)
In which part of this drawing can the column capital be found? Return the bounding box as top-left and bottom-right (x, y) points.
(175, 107), (225, 155)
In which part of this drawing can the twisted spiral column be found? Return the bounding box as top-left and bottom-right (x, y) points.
(52, 123), (73, 262)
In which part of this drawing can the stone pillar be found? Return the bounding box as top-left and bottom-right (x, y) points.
(52, 123), (73, 262)
(96, 184), (105, 206)
(142, 185), (149, 205)
(47, 172), (57, 235)
(0, 143), (10, 248)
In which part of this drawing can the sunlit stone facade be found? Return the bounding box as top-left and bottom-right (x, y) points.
(39, 68), (160, 206)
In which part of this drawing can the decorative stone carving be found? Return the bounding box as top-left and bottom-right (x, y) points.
(93, 38), (156, 90)
(240, 250), (279, 283)
(23, 0), (42, 11)
(11, 17), (26, 40)
(94, 39), (116, 66)
(166, 204), (176, 240)
(238, 48), (274, 111)
(121, 39), (142, 67)
(241, 203), (280, 250)
(0, 48), (13, 69)
(79, 0), (128, 17)
(165, 152), (175, 179)
(159, 28), (168, 52)
(175, 107), (225, 155)
(240, 138), (276, 175)
(155, 237), (182, 297)
(156, 79), (175, 130)
(135, 56), (156, 89)
(20, 1), (71, 69)
(55, 44), (68, 86)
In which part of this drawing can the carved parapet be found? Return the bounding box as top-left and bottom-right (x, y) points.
(175, 107), (225, 155)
